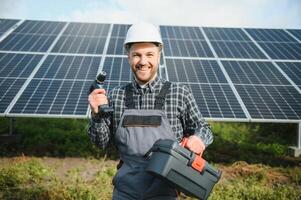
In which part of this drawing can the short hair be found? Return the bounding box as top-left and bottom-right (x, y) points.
(125, 42), (163, 53)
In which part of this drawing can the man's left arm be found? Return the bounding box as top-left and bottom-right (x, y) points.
(181, 85), (213, 154)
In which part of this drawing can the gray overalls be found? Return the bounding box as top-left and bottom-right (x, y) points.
(112, 82), (178, 200)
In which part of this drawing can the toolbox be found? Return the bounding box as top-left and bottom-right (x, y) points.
(146, 139), (222, 200)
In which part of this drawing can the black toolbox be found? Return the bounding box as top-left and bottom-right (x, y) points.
(146, 139), (221, 200)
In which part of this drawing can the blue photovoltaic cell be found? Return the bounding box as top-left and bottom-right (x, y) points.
(258, 42), (301, 60)
(203, 27), (251, 41)
(287, 29), (301, 41)
(222, 61), (290, 85)
(0, 53), (43, 78)
(163, 39), (213, 57)
(160, 26), (213, 57)
(51, 36), (107, 54)
(165, 58), (227, 83)
(102, 57), (132, 82)
(161, 26), (205, 40)
(0, 78), (26, 113)
(13, 20), (66, 35)
(210, 41), (267, 59)
(246, 29), (297, 42)
(246, 28), (301, 60)
(51, 22), (110, 54)
(34, 55), (101, 80)
(63, 22), (110, 36)
(277, 62), (301, 88)
(107, 37), (126, 55)
(111, 24), (131, 37)
(10, 79), (91, 115)
(0, 19), (19, 36)
(188, 83), (246, 119)
(0, 33), (57, 52)
(107, 24), (130, 55)
(0, 20), (65, 52)
(236, 85), (301, 120)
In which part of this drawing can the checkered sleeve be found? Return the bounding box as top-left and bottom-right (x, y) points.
(88, 114), (112, 149)
(182, 85), (213, 147)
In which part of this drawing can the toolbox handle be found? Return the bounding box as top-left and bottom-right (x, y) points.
(180, 137), (206, 173)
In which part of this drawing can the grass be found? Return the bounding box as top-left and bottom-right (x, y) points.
(0, 117), (300, 199)
(0, 157), (300, 200)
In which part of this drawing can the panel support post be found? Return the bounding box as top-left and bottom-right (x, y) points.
(9, 117), (15, 135)
(0, 117), (20, 144)
(289, 122), (301, 157)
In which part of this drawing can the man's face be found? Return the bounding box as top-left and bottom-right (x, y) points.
(128, 42), (161, 85)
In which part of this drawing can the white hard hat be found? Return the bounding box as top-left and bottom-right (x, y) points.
(124, 22), (163, 47)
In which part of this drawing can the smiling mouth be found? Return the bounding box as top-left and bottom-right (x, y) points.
(136, 65), (150, 71)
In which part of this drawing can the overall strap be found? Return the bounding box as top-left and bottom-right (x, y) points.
(125, 83), (135, 109)
(124, 81), (171, 110)
(154, 81), (171, 110)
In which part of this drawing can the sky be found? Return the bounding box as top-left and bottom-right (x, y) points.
(0, 0), (300, 28)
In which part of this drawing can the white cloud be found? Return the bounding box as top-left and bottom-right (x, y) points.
(1, 0), (300, 28)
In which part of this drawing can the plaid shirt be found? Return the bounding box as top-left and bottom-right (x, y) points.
(88, 76), (213, 149)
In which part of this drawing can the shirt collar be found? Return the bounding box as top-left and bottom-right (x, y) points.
(131, 75), (162, 94)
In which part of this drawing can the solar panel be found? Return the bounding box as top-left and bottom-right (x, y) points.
(34, 55), (101, 80)
(277, 62), (301, 88)
(107, 24), (130, 55)
(7, 54), (101, 116)
(210, 41), (267, 59)
(161, 26), (205, 40)
(52, 23), (110, 54)
(160, 26), (213, 57)
(0, 53), (43, 78)
(203, 27), (251, 41)
(236, 85), (301, 120)
(102, 57), (132, 82)
(0, 33), (57, 52)
(257, 42), (301, 60)
(246, 28), (301, 60)
(222, 61), (290, 85)
(246, 29), (297, 42)
(188, 83), (246, 119)
(221, 60), (301, 120)
(0, 78), (26, 114)
(165, 58), (227, 83)
(0, 19), (19, 36)
(13, 20), (65, 35)
(203, 27), (267, 59)
(0, 20), (65, 52)
(0, 18), (299, 122)
(0, 53), (43, 113)
(9, 79), (91, 116)
(287, 29), (301, 41)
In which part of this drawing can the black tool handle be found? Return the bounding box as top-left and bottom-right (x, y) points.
(95, 71), (113, 116)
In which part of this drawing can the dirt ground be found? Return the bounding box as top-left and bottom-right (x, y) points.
(1, 155), (300, 184)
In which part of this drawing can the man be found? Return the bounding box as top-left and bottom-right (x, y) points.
(88, 22), (213, 200)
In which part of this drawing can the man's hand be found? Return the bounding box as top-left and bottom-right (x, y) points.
(88, 88), (108, 115)
(184, 135), (205, 155)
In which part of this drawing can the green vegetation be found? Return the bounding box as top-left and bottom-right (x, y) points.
(0, 117), (300, 199)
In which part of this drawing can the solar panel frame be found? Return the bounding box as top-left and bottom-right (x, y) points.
(287, 29), (301, 41)
(0, 19), (20, 36)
